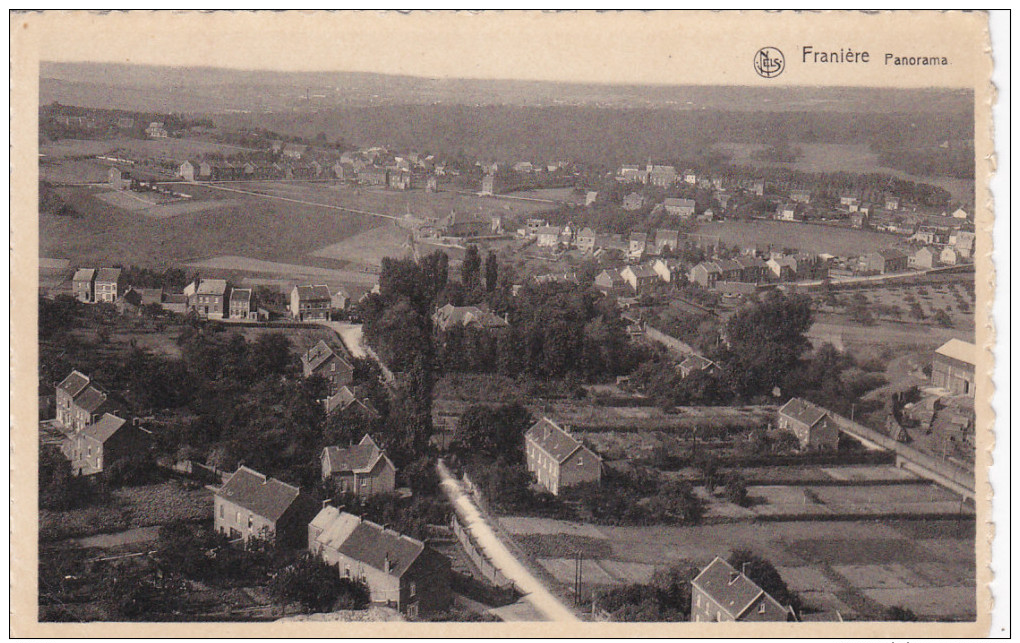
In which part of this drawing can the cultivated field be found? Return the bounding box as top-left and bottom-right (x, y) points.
(310, 223), (413, 268)
(39, 157), (113, 183)
(697, 219), (902, 257)
(501, 515), (976, 621)
(40, 137), (256, 163)
(184, 255), (380, 285)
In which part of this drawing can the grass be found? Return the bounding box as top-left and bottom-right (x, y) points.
(515, 533), (614, 559)
(697, 219), (902, 257)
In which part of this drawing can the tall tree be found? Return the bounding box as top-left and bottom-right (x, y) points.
(484, 251), (499, 292)
(461, 244), (482, 289)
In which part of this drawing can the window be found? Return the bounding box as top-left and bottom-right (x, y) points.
(248, 515), (254, 529)
(219, 505), (224, 518)
(409, 581), (417, 597)
(236, 511), (241, 524)
(758, 603), (767, 614)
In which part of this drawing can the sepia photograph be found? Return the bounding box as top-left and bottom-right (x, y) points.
(10, 9), (999, 637)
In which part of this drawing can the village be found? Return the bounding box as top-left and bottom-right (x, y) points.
(37, 99), (977, 624)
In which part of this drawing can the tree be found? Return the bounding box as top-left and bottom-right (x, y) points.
(461, 244), (482, 289)
(727, 549), (801, 612)
(886, 605), (919, 621)
(270, 554), (369, 613)
(454, 403), (533, 463)
(484, 251), (499, 292)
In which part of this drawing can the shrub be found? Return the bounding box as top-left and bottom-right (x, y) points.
(270, 554), (370, 613)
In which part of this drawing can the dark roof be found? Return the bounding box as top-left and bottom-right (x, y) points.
(322, 435), (387, 474)
(215, 466), (301, 523)
(302, 340), (351, 375)
(95, 267), (122, 284)
(74, 385), (110, 414)
(625, 265), (659, 279)
(779, 397), (828, 428)
(81, 413), (128, 443)
(692, 557), (782, 619)
(295, 284), (332, 302)
(525, 418), (599, 464)
(57, 370), (91, 397)
(195, 279), (229, 296)
(874, 248), (908, 261)
(230, 288), (253, 305)
(72, 268), (96, 282)
(337, 516), (426, 578)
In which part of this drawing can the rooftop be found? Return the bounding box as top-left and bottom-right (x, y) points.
(525, 417), (599, 464)
(779, 397), (829, 428)
(692, 557), (783, 620)
(935, 338), (977, 366)
(215, 466), (301, 523)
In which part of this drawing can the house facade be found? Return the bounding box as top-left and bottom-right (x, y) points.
(72, 268), (97, 303)
(308, 507), (452, 616)
(55, 370), (120, 434)
(663, 198), (695, 218)
(229, 288), (257, 320)
(909, 247), (936, 270)
(691, 557), (790, 622)
(214, 466), (309, 547)
(184, 279), (230, 318)
(622, 193), (645, 211)
(777, 398), (839, 451)
(864, 249), (909, 274)
(65, 412), (149, 476)
(94, 268), (122, 303)
(301, 340), (355, 392)
(320, 435), (396, 496)
(594, 269), (628, 294)
(932, 339), (976, 396)
(620, 265), (660, 295)
(290, 284), (332, 321)
(576, 227), (597, 253)
(525, 418), (602, 495)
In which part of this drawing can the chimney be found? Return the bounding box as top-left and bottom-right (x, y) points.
(729, 571), (741, 585)
(384, 553), (391, 574)
(322, 499), (332, 509)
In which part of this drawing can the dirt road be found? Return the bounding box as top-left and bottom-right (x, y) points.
(436, 460), (579, 622)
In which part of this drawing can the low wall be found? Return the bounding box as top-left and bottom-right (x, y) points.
(643, 324), (698, 356)
(449, 513), (516, 592)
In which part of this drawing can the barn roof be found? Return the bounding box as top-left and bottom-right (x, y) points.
(935, 338), (977, 366)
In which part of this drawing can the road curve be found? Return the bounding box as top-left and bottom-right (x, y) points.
(436, 460), (579, 622)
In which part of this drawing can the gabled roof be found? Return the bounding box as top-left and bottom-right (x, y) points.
(57, 370), (91, 398)
(694, 262), (722, 275)
(215, 466), (301, 523)
(195, 279), (229, 296)
(577, 227), (597, 239)
(72, 268), (96, 282)
(302, 339), (350, 374)
(310, 506), (362, 551)
(81, 413), (128, 443)
(525, 417), (599, 464)
(714, 259), (743, 272)
(734, 255), (765, 269)
(874, 248), (908, 261)
(322, 435), (389, 474)
(691, 556), (783, 620)
(337, 516), (427, 577)
(629, 232), (648, 243)
(74, 385), (110, 414)
(625, 265), (659, 279)
(654, 228), (680, 244)
(230, 288), (253, 305)
(123, 287), (163, 306)
(294, 284), (332, 302)
(664, 197), (695, 208)
(95, 267), (121, 284)
(596, 268), (626, 284)
(935, 338), (976, 366)
(779, 397), (828, 428)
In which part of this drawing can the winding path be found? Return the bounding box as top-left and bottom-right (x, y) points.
(436, 460), (579, 622)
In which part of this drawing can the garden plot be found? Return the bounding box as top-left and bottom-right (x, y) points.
(863, 586), (975, 619)
(775, 566), (841, 593)
(499, 516), (606, 539)
(820, 465), (919, 483)
(537, 558), (617, 586)
(833, 563), (930, 590)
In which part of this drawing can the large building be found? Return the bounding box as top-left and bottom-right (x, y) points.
(525, 418), (602, 495)
(55, 370), (121, 434)
(691, 557), (791, 622)
(64, 412), (150, 476)
(320, 434), (396, 496)
(301, 340), (355, 393)
(863, 249), (909, 274)
(777, 398), (839, 451)
(308, 506), (452, 617)
(290, 284), (332, 321)
(213, 466), (310, 547)
(932, 339), (977, 396)
(184, 279), (231, 319)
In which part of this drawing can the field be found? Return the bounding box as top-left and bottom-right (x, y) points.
(40, 137), (257, 163)
(39, 157), (113, 183)
(696, 219), (903, 257)
(184, 255), (381, 286)
(825, 280), (976, 332)
(310, 223), (413, 269)
(501, 515), (976, 621)
(714, 142), (975, 205)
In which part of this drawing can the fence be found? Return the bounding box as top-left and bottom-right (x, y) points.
(449, 513), (516, 595)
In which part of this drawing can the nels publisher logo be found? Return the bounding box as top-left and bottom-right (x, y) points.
(754, 47), (785, 78)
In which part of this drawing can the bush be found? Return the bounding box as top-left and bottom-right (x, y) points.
(270, 553), (370, 613)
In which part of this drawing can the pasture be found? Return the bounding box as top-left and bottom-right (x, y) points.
(696, 219), (902, 257)
(501, 515), (976, 621)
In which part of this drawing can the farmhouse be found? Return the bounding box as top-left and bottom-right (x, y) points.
(301, 339), (354, 392)
(55, 370), (122, 434)
(184, 278), (230, 319)
(308, 506), (452, 616)
(777, 397), (839, 451)
(932, 339), (976, 396)
(663, 197), (696, 218)
(525, 417), (602, 496)
(864, 249), (909, 274)
(320, 435), (396, 496)
(290, 284), (332, 321)
(72, 268), (96, 303)
(691, 557), (791, 622)
(64, 412), (150, 476)
(228, 288), (257, 320)
(214, 466), (311, 547)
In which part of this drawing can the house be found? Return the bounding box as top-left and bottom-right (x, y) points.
(94, 268), (122, 303)
(932, 339), (976, 396)
(765, 256), (796, 281)
(525, 417), (602, 495)
(620, 264), (660, 295)
(585, 191), (598, 206)
(839, 195), (860, 210)
(108, 167), (132, 190)
(320, 435), (395, 496)
(909, 247), (936, 270)
(776, 204), (801, 222)
(885, 196), (900, 210)
(690, 557), (791, 622)
(513, 161), (534, 173)
(308, 507), (452, 616)
(55, 370), (121, 434)
(683, 169), (698, 185)
(939, 246), (960, 266)
(594, 269), (628, 294)
(480, 174), (495, 196)
(386, 167), (412, 190)
(679, 354), (719, 378)
(425, 175), (438, 193)
(331, 287), (350, 312)
(575, 227), (598, 253)
(622, 192), (646, 211)
(301, 339), (354, 392)
(951, 230), (975, 259)
(652, 258), (681, 284)
(951, 207), (969, 220)
(777, 398), (839, 451)
(535, 226), (562, 248)
(652, 228), (680, 255)
(432, 304), (509, 332)
(663, 198), (696, 218)
(717, 192), (732, 210)
(214, 466), (310, 547)
(184, 279), (230, 318)
(713, 259), (743, 283)
(72, 268), (96, 303)
(358, 166), (388, 186)
(179, 160), (200, 182)
(788, 189), (810, 204)
(146, 121), (168, 138)
(160, 293), (188, 314)
(734, 255), (767, 283)
(229, 288), (257, 320)
(689, 262), (723, 289)
(290, 284), (332, 321)
(864, 249), (909, 274)
(118, 286), (163, 315)
(324, 386), (380, 420)
(750, 180), (765, 196)
(65, 412), (149, 476)
(850, 211), (869, 229)
(647, 165), (678, 188)
(282, 143), (308, 160)
(617, 165), (645, 182)
(628, 232), (648, 260)
(697, 209), (715, 223)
